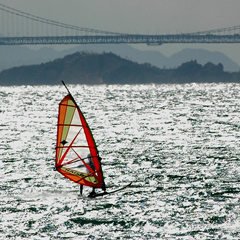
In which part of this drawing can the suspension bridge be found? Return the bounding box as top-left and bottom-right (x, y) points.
(1, 3), (240, 46)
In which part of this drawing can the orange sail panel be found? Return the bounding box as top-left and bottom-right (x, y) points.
(55, 94), (104, 188)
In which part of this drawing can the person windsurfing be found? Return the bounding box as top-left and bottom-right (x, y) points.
(80, 154), (105, 197)
(87, 154), (96, 197)
(56, 81), (130, 198)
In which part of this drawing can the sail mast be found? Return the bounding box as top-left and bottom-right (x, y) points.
(62, 80), (71, 95)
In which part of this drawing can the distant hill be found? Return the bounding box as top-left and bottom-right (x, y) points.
(169, 48), (239, 72)
(0, 44), (239, 73)
(0, 52), (167, 85)
(0, 52), (239, 85)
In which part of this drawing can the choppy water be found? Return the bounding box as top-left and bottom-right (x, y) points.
(1, 83), (240, 239)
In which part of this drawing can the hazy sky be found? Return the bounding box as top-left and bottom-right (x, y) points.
(1, 0), (240, 65)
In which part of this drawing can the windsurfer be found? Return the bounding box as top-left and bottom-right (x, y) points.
(87, 155), (107, 197)
(87, 154), (97, 197)
(79, 154), (97, 196)
(57, 82), (130, 198)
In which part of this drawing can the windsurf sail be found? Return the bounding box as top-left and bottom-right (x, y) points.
(55, 82), (105, 190)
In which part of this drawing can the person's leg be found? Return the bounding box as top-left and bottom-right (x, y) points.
(80, 185), (83, 195)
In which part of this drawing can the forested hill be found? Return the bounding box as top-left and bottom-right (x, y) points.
(0, 51), (240, 86)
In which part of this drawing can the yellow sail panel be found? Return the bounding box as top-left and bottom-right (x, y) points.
(56, 96), (76, 164)
(61, 167), (98, 184)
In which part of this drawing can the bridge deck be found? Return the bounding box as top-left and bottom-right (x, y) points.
(1, 34), (240, 45)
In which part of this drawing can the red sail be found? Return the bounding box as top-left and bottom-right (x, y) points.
(55, 94), (104, 189)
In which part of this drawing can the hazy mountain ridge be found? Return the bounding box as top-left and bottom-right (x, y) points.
(0, 44), (239, 73)
(59, 45), (240, 72)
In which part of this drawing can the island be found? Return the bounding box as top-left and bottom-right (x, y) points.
(0, 51), (239, 85)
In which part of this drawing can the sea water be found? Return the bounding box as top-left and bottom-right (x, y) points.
(0, 83), (240, 239)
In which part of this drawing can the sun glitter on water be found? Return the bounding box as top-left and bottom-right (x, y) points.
(1, 83), (240, 239)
